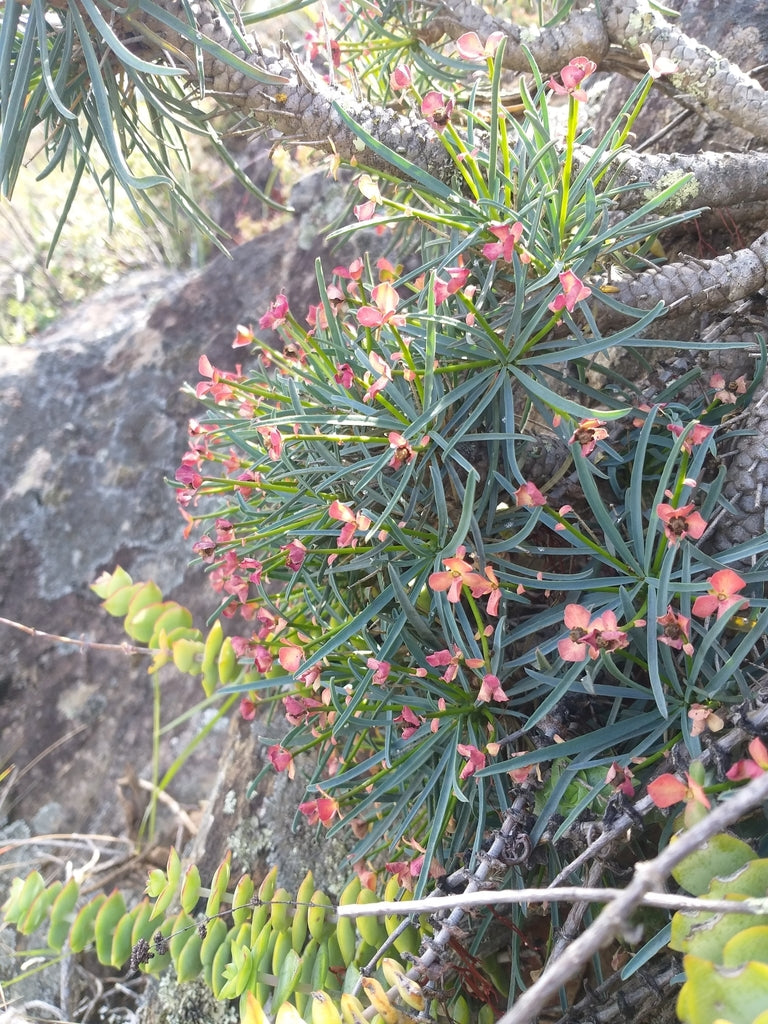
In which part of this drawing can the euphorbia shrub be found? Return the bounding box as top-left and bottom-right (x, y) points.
(174, 49), (768, 897)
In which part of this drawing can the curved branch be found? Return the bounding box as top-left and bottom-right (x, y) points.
(415, 0), (610, 71)
(601, 228), (768, 324)
(593, 148), (768, 214)
(603, 0), (768, 139)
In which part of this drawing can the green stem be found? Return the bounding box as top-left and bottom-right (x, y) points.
(558, 95), (578, 243)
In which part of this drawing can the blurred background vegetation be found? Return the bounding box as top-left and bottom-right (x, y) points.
(0, 0), (315, 346)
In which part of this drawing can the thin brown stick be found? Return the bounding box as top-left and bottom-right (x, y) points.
(0, 616), (156, 656)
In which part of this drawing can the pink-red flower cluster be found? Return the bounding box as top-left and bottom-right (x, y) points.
(455, 30), (505, 60)
(558, 604), (630, 662)
(547, 57), (597, 102)
(549, 271), (591, 314)
(513, 481), (547, 507)
(727, 737), (768, 781)
(388, 432), (428, 469)
(357, 282), (406, 329)
(482, 221), (530, 264)
(433, 264), (470, 304)
(568, 417), (608, 456)
(647, 771), (710, 810)
(457, 743), (486, 780)
(328, 500), (372, 549)
(691, 568), (748, 620)
(667, 421), (713, 453)
(421, 91), (454, 131)
(656, 502), (707, 544)
(298, 795), (339, 826)
(428, 550), (501, 615)
(710, 372), (748, 405)
(259, 293), (289, 331)
(657, 606), (694, 656)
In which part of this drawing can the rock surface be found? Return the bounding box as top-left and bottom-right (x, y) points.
(0, 172), (356, 836)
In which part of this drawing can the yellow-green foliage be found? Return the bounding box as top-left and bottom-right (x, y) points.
(91, 567), (245, 696)
(671, 833), (768, 1024)
(1, 851), (430, 1024)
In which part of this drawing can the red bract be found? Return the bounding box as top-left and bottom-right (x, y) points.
(514, 481), (547, 506)
(196, 354), (243, 402)
(457, 743), (486, 780)
(478, 674), (507, 703)
(357, 282), (406, 329)
(482, 221), (527, 263)
(640, 43), (678, 78)
(367, 657), (391, 685)
(390, 63), (412, 90)
(282, 538), (307, 571)
(328, 500), (372, 548)
(240, 697), (257, 720)
(568, 417), (608, 456)
(267, 744), (295, 778)
(421, 91), (454, 131)
(547, 56), (597, 102)
(647, 772), (710, 810)
(558, 603), (593, 662)
(727, 737), (768, 780)
(667, 421), (713, 453)
(605, 762), (635, 798)
(233, 323), (255, 348)
(192, 535), (216, 563)
(388, 432), (415, 469)
(258, 293), (289, 331)
(692, 568), (749, 619)
(433, 264), (470, 304)
(333, 257), (364, 280)
(688, 703), (724, 737)
(483, 565), (501, 617)
(429, 555), (489, 604)
(656, 502), (707, 544)
(657, 606), (694, 656)
(334, 363), (354, 388)
(582, 610), (630, 657)
(455, 30), (505, 60)
(549, 270), (592, 313)
(711, 371), (748, 404)
(298, 796), (339, 826)
(394, 705), (422, 739)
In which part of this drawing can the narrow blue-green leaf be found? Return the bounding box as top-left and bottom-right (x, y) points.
(135, 0), (290, 85)
(703, 603), (768, 696)
(31, 0), (77, 121)
(480, 710), (662, 776)
(621, 924), (672, 980)
(78, 0), (185, 77)
(242, 0), (318, 22)
(67, 1), (171, 189)
(301, 586), (394, 673)
(415, 739), (461, 896)
(331, 100), (461, 201)
(626, 406), (660, 572)
(570, 446), (641, 573)
(644, 581), (668, 718)
(0, 3), (38, 192)
(509, 365), (631, 421)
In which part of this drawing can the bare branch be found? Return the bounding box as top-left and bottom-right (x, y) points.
(603, 0), (768, 139)
(496, 766), (768, 1024)
(337, 882), (768, 919)
(415, 0), (610, 71)
(0, 615), (155, 656)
